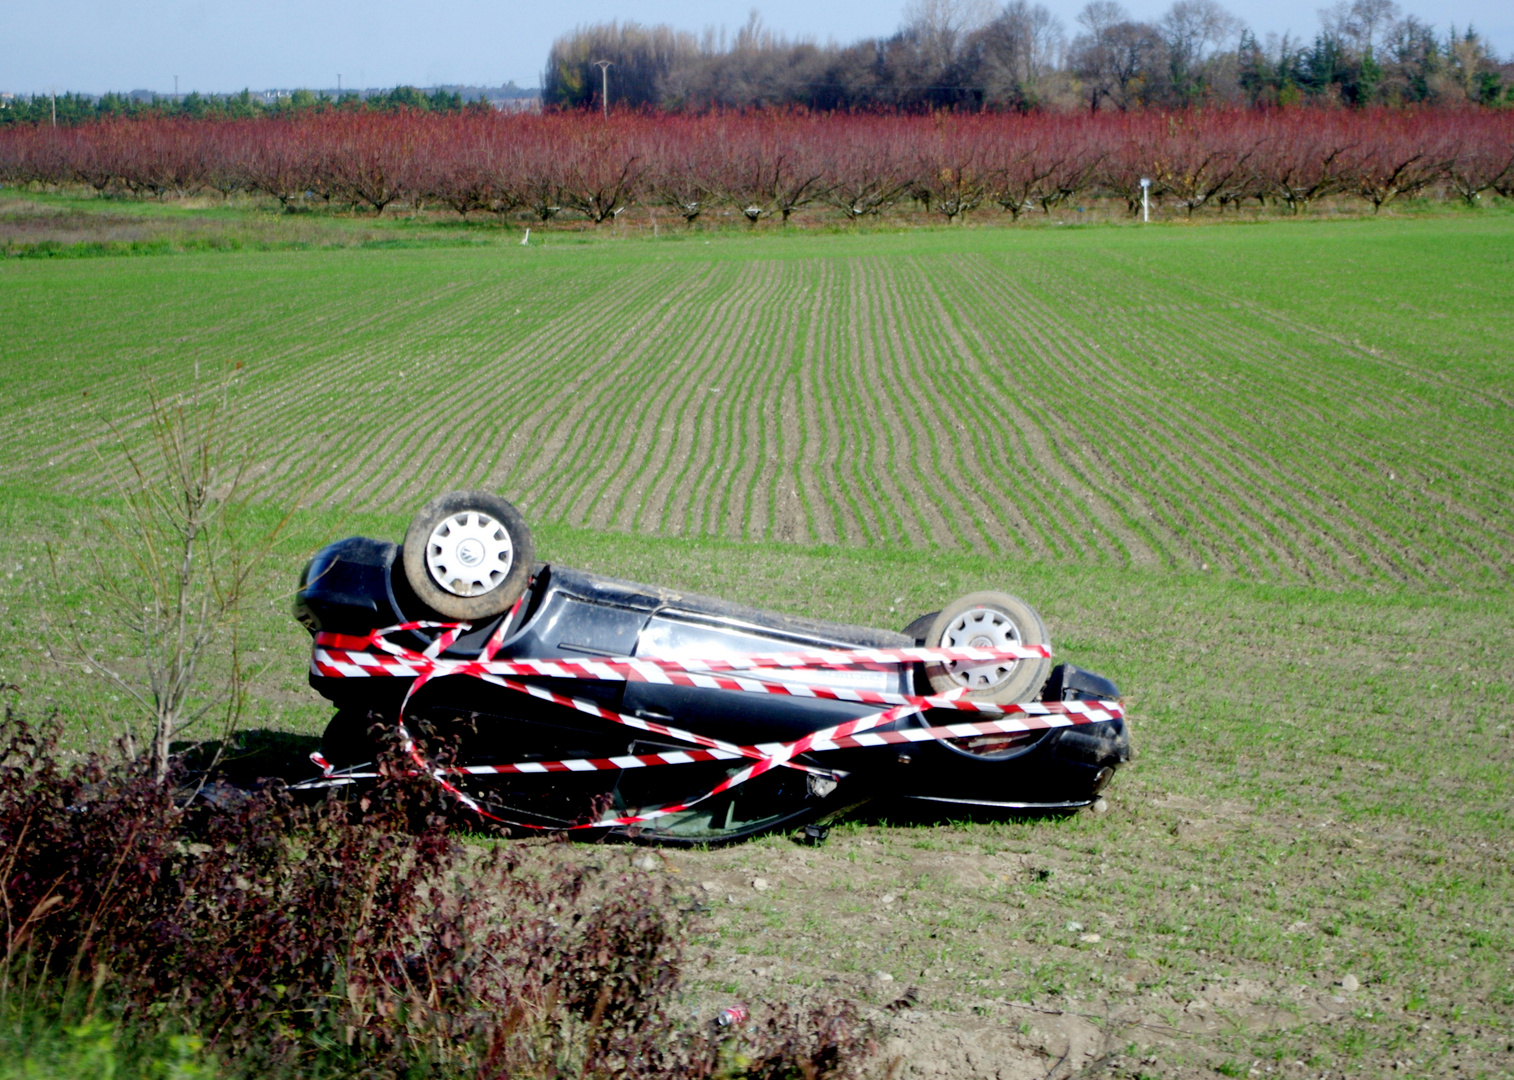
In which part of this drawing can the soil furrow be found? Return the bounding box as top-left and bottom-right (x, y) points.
(632, 260), (786, 535)
(866, 257), (979, 550)
(599, 263), (767, 533)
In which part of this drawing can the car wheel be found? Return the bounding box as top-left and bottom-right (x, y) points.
(922, 591), (1051, 704)
(900, 610), (940, 646)
(401, 490), (534, 620)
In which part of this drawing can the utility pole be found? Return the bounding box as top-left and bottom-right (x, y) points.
(174, 75), (179, 99)
(50, 90), (56, 127)
(592, 59), (613, 118)
(337, 74), (342, 95)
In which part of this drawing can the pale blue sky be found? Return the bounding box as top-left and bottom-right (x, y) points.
(3, 0), (1507, 96)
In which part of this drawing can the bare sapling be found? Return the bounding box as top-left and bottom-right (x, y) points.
(46, 368), (291, 783)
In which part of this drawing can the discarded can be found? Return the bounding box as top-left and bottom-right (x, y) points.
(714, 1004), (749, 1028)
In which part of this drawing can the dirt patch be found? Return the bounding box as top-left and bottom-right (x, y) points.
(0, 206), (152, 245)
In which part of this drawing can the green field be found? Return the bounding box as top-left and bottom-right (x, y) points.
(2, 207), (1512, 1078)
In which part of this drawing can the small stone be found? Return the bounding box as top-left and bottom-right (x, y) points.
(701, 881), (718, 893)
(875, 971), (895, 983)
(1341, 974), (1360, 993)
(1090, 798), (1109, 814)
(881, 894), (897, 904)
(632, 855), (659, 871)
(1066, 920), (1084, 932)
(752, 877), (770, 891)
(1079, 933), (1102, 944)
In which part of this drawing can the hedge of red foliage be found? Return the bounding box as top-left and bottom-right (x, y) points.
(0, 712), (873, 1078)
(2, 108), (1511, 221)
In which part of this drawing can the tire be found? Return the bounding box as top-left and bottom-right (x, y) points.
(900, 611), (940, 646)
(401, 490), (534, 620)
(922, 591), (1051, 704)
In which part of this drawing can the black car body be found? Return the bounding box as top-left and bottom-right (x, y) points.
(294, 531), (1131, 843)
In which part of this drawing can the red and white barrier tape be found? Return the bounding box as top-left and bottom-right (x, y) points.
(307, 614), (1120, 831)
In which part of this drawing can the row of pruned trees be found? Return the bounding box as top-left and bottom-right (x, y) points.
(2, 109), (1511, 222)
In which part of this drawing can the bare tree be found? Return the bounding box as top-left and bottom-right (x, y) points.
(1070, 2), (1152, 112)
(1319, 0), (1402, 55)
(1164, 0), (1243, 66)
(1163, 0), (1244, 94)
(1078, 0), (1130, 40)
(45, 371), (291, 783)
(1072, 3), (1169, 112)
(973, 1), (1067, 107)
(903, 0), (999, 68)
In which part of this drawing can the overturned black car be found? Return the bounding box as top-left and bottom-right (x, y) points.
(294, 491), (1130, 843)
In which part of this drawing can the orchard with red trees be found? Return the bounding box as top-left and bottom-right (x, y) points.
(1, 108), (1510, 225)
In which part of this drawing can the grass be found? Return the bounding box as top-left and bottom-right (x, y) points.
(0, 200), (1511, 1077)
(4, 200), (1511, 589)
(0, 1010), (217, 1080)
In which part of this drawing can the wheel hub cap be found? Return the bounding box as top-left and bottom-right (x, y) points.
(425, 511), (514, 597)
(942, 607), (1022, 690)
(455, 538), (485, 567)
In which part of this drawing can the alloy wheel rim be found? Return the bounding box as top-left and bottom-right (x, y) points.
(941, 607), (1022, 690)
(425, 511), (514, 597)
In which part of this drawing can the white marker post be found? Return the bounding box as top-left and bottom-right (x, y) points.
(1140, 177), (1151, 223)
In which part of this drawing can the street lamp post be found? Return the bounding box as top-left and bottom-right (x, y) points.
(1140, 177), (1151, 223)
(592, 60), (613, 119)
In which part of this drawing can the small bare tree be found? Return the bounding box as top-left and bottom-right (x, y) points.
(46, 370), (290, 783)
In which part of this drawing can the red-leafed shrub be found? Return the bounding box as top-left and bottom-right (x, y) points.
(1150, 112), (1261, 216)
(1249, 109), (1358, 212)
(982, 115), (1102, 218)
(0, 711), (874, 1078)
(1345, 109), (1451, 212)
(315, 111), (431, 213)
(1095, 113), (1173, 214)
(820, 115), (912, 219)
(910, 115), (989, 223)
(4, 107), (1514, 224)
(238, 119), (321, 207)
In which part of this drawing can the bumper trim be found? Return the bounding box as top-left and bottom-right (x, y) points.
(905, 795), (1094, 810)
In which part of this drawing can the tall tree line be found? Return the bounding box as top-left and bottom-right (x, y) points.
(543, 0), (1511, 111)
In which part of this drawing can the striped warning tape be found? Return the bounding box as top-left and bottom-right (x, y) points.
(307, 613), (1120, 831)
(309, 706), (1114, 784)
(312, 635), (1071, 716)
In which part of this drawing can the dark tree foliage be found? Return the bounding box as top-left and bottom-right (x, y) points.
(542, 21), (701, 110)
(0, 84), (491, 129)
(537, 1), (1509, 114)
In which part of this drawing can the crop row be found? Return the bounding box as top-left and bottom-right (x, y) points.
(4, 238), (1508, 589)
(2, 108), (1512, 221)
